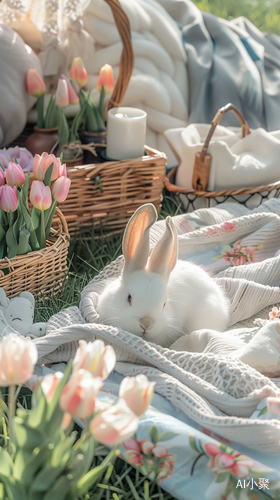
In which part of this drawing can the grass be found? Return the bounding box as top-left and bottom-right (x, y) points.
(194, 0), (280, 36)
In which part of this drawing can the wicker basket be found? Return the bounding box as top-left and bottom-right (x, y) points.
(0, 208), (69, 298)
(56, 145), (166, 236)
(165, 104), (280, 212)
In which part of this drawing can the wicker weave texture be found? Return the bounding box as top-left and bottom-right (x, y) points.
(0, 208), (70, 298)
(56, 146), (167, 236)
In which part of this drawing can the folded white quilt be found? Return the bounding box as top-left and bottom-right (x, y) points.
(165, 125), (280, 190)
(32, 198), (280, 453)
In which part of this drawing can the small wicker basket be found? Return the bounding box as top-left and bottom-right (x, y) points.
(165, 104), (280, 211)
(0, 208), (69, 298)
(56, 145), (166, 236)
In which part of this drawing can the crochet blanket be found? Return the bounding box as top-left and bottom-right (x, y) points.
(33, 198), (280, 454)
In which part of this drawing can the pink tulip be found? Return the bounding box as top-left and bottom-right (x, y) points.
(73, 339), (116, 381)
(97, 64), (114, 94)
(26, 68), (45, 98)
(0, 333), (38, 386)
(119, 374), (155, 417)
(41, 372), (64, 402)
(0, 168), (5, 187)
(33, 153), (61, 181)
(70, 57), (88, 88)
(30, 181), (52, 211)
(6, 162), (25, 188)
(61, 75), (79, 105)
(51, 176), (71, 203)
(90, 399), (139, 446)
(56, 79), (69, 108)
(60, 369), (102, 419)
(123, 438), (141, 453)
(0, 185), (18, 213)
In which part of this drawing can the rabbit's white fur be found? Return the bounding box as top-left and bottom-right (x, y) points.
(97, 204), (229, 348)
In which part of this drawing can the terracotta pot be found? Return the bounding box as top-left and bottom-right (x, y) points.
(79, 130), (107, 164)
(25, 126), (59, 156)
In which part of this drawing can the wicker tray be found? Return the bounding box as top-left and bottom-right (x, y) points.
(0, 208), (69, 298)
(55, 145), (166, 237)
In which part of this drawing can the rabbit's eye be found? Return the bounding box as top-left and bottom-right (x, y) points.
(127, 294), (132, 305)
(163, 302), (166, 308)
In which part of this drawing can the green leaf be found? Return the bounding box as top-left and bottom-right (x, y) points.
(6, 225), (18, 258)
(30, 207), (40, 232)
(43, 163), (54, 189)
(44, 95), (55, 130)
(42, 475), (71, 500)
(75, 448), (118, 498)
(22, 205), (39, 251)
(27, 385), (48, 429)
(158, 431), (178, 442)
(0, 224), (6, 259)
(189, 434), (200, 453)
(216, 472), (230, 483)
(17, 225), (31, 255)
(149, 426), (159, 445)
(18, 445), (52, 490)
(0, 475), (27, 500)
(57, 107), (70, 146)
(21, 174), (31, 215)
(44, 201), (57, 240)
(46, 362), (72, 423)
(98, 84), (105, 120)
(13, 417), (47, 451)
(29, 462), (65, 493)
(0, 447), (13, 477)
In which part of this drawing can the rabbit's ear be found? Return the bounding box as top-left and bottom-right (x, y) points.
(148, 216), (178, 281)
(0, 288), (9, 308)
(122, 204), (157, 276)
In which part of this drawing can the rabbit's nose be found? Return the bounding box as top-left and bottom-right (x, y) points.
(139, 316), (154, 330)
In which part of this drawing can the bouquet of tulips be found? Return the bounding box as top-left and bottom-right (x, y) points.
(0, 153), (71, 259)
(0, 333), (155, 500)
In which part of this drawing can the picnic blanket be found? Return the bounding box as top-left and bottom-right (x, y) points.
(33, 198), (280, 456)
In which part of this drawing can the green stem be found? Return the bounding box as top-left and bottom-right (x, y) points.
(37, 93), (45, 129)
(8, 384), (15, 455)
(40, 211), (46, 249)
(8, 212), (13, 228)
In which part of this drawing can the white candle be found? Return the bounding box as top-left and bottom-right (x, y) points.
(106, 107), (147, 160)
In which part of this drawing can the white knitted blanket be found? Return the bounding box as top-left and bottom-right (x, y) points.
(34, 199), (280, 453)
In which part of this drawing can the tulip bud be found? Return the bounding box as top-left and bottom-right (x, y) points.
(0, 185), (18, 213)
(70, 57), (88, 88)
(6, 162), (25, 188)
(61, 75), (79, 105)
(90, 399), (139, 446)
(30, 181), (52, 211)
(60, 369), (102, 419)
(0, 333), (38, 386)
(41, 372), (64, 402)
(97, 64), (114, 95)
(119, 374), (155, 417)
(56, 78), (69, 108)
(33, 153), (60, 181)
(73, 339), (116, 381)
(26, 68), (46, 98)
(0, 168), (5, 187)
(51, 176), (71, 202)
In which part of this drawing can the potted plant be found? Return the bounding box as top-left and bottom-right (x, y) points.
(70, 58), (114, 161)
(25, 69), (60, 155)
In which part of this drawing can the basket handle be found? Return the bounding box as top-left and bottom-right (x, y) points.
(104, 0), (134, 115)
(192, 103), (250, 191)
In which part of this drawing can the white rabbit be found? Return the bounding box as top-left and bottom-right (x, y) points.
(96, 204), (230, 348)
